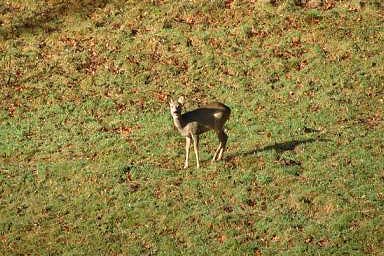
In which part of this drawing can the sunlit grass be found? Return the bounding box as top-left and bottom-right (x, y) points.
(1, 0), (383, 255)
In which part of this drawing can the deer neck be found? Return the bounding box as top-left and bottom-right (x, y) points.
(172, 115), (188, 136)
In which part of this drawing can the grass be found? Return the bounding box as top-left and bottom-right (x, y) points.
(1, 0), (383, 255)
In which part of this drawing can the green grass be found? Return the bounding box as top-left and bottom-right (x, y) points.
(1, 0), (383, 255)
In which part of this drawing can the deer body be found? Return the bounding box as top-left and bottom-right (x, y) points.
(170, 97), (231, 169)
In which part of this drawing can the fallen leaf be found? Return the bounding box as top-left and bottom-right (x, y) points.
(219, 234), (227, 243)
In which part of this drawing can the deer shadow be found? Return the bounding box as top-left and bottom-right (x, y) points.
(226, 137), (327, 160)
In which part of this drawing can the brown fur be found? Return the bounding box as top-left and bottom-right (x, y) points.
(170, 97), (231, 169)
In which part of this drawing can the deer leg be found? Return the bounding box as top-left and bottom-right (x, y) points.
(212, 145), (222, 162)
(192, 134), (200, 168)
(212, 131), (222, 162)
(217, 130), (228, 161)
(184, 136), (191, 169)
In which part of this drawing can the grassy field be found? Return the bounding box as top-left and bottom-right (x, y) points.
(1, 0), (383, 255)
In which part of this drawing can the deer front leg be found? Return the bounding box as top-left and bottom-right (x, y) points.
(192, 134), (200, 168)
(184, 136), (191, 169)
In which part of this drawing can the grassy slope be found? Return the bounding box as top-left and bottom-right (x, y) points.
(1, 0), (383, 255)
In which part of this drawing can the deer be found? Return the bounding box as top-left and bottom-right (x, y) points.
(169, 96), (231, 169)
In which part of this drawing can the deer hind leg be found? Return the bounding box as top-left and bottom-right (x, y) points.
(212, 130), (222, 162)
(184, 136), (191, 169)
(217, 130), (228, 161)
(192, 134), (200, 168)
(212, 130), (227, 162)
(212, 144), (222, 162)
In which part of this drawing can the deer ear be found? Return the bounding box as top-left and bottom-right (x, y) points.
(177, 96), (185, 105)
(169, 98), (174, 105)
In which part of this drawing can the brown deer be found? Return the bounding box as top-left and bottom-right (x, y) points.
(169, 96), (231, 169)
